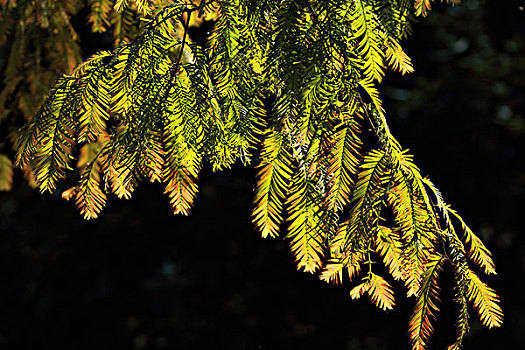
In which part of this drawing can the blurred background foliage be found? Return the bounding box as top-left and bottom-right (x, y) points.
(0, 0), (524, 348)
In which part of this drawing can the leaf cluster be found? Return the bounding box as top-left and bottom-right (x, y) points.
(12, 1), (502, 349)
(0, 0), (189, 190)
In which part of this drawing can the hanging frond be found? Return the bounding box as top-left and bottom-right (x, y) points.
(108, 45), (132, 116)
(332, 149), (395, 260)
(374, 225), (403, 280)
(286, 169), (325, 273)
(76, 51), (112, 143)
(327, 221), (367, 282)
(447, 280), (470, 350)
(88, 0), (112, 33)
(467, 268), (503, 328)
(320, 259), (344, 285)
(350, 279), (369, 299)
(358, 79), (384, 115)
(349, 0), (385, 82)
(422, 176), (501, 335)
(347, 256), (363, 281)
(74, 149), (107, 220)
(350, 273), (396, 311)
(409, 255), (444, 350)
(324, 115), (362, 212)
(207, 0), (264, 169)
(388, 149), (437, 296)
(18, 77), (78, 193)
(446, 231), (471, 350)
(414, 0), (433, 17)
(252, 128), (293, 238)
(385, 37), (414, 75)
(163, 71), (203, 215)
(448, 207), (497, 275)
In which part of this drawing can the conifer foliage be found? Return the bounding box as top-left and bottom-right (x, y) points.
(0, 0), (178, 190)
(11, 0), (502, 348)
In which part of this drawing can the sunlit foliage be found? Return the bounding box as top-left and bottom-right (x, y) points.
(0, 0), (181, 189)
(9, 0), (502, 348)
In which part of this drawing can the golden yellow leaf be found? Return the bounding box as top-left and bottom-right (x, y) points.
(467, 268), (503, 328)
(320, 260), (344, 285)
(350, 273), (395, 311)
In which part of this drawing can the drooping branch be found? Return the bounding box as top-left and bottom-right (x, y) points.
(12, 1), (501, 349)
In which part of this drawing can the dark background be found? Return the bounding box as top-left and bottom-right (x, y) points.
(1, 0), (524, 349)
